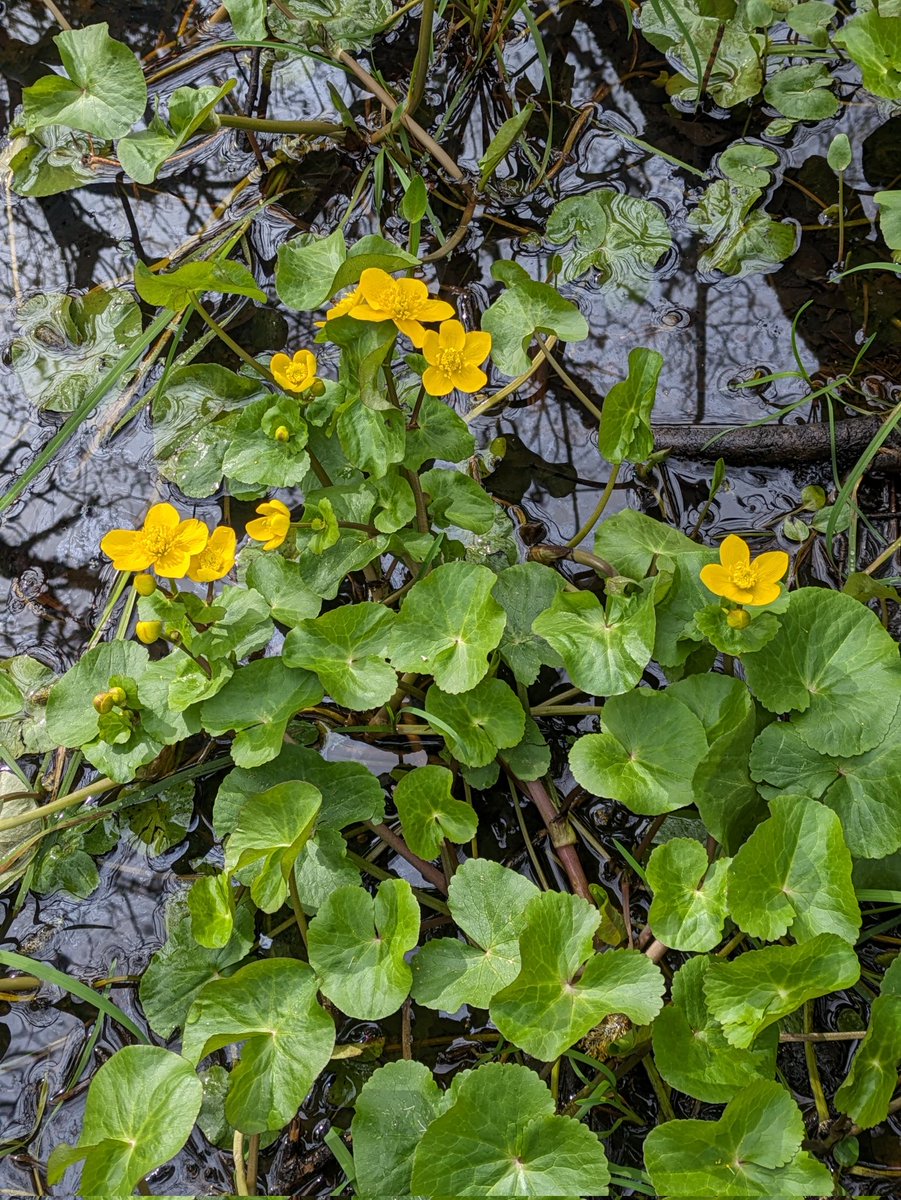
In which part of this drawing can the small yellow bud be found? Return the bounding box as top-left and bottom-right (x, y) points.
(108, 686), (127, 706)
(309, 379), (326, 397)
(136, 620), (163, 645)
(165, 626), (182, 642)
(133, 574), (157, 596)
(274, 425), (290, 442)
(93, 691), (114, 715)
(726, 608), (751, 630)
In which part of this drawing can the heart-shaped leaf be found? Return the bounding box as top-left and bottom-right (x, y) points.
(393, 765), (478, 860)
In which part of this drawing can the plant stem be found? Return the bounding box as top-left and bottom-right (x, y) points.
(514, 775), (594, 906)
(465, 336), (557, 421)
(533, 333), (604, 422)
(191, 297), (274, 383)
(245, 1133), (260, 1194)
(233, 1131), (248, 1196)
(367, 822), (448, 891)
(780, 1031), (867, 1042)
(408, 0), (435, 115)
(804, 1000), (831, 1124)
(402, 466), (430, 534)
(566, 464), (621, 548)
(0, 777), (117, 834)
(218, 113), (346, 137)
(287, 868), (308, 950)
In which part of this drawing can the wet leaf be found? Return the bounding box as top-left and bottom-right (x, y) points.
(0, 774), (40, 894)
(718, 141), (779, 188)
(644, 1080), (833, 1196)
(639, 2), (765, 106)
(223, 0), (268, 38)
(727, 795), (860, 943)
(764, 63), (839, 120)
(393, 764), (478, 859)
(695, 603), (780, 654)
(308, 879), (419, 1018)
(275, 229), (348, 312)
(425, 678), (526, 768)
(493, 562), (565, 685)
(704, 934), (861, 1048)
(23, 23), (147, 139)
(836, 955), (901, 1128)
(134, 258), (266, 310)
(352, 1061), (450, 1196)
(787, 1), (836, 47)
(125, 778), (194, 855)
(478, 103), (535, 189)
(874, 189), (901, 253)
(182, 958), (335, 1133)
(243, 550), (323, 625)
(12, 289), (141, 413)
(652, 956), (778, 1103)
(688, 179), (797, 278)
(117, 83), (235, 183)
(221, 396), (310, 488)
(420, 467), (498, 533)
(283, 602), (396, 710)
(646, 838), (730, 951)
(403, 394), (475, 471)
(294, 826), (361, 910)
(412, 858), (539, 1011)
(545, 188), (671, 293)
(47, 1046), (202, 1195)
(827, 133), (853, 174)
(742, 587), (901, 756)
(594, 508), (699, 580)
(835, 11), (901, 100)
(225, 781), (321, 912)
(388, 562), (506, 694)
(490, 892), (665, 1059)
(598, 347), (663, 465)
(481, 260), (589, 376)
(8, 125), (100, 196)
(267, 0), (394, 53)
(411, 1063), (610, 1196)
(569, 689), (708, 815)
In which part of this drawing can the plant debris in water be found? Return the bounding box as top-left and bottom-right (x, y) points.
(1, 1), (900, 1198)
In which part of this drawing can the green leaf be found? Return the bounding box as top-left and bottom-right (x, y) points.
(703, 934), (861, 1048)
(835, 11), (901, 101)
(401, 174), (428, 222)
(668, 673), (767, 853)
(764, 63), (839, 119)
(545, 189), (671, 292)
(244, 550), (322, 625)
(688, 179), (797, 278)
(8, 124), (99, 196)
(221, 396), (310, 488)
(493, 562), (565, 684)
(410, 1062), (610, 1197)
(139, 895), (254, 1037)
(117, 82), (235, 183)
(214, 742), (384, 834)
(718, 141), (779, 188)
(478, 103), (535, 189)
(337, 401), (406, 477)
(569, 689), (708, 815)
(46, 1046), (201, 1195)
(787, 1), (836, 46)
(490, 891), (665, 1060)
(0, 673), (23, 718)
(187, 872), (237, 949)
(594, 508), (699, 580)
(352, 1062), (448, 1194)
(11, 289), (142, 413)
(727, 795), (860, 943)
(749, 715), (901, 859)
(200, 658), (323, 768)
(874, 190), (901, 253)
(125, 778), (194, 854)
(480, 260), (589, 376)
(153, 363), (269, 497)
(268, 0), (393, 53)
(598, 347), (663, 465)
(327, 234), (421, 296)
(23, 23), (147, 139)
(294, 826), (361, 910)
(695, 603), (780, 655)
(308, 879), (419, 1018)
(644, 1079), (834, 1196)
(0, 775), (40, 894)
(425, 678), (525, 768)
(836, 956), (901, 1128)
(827, 133), (853, 174)
(646, 838), (730, 951)
(393, 765), (478, 859)
(225, 781), (321, 912)
(652, 956), (778, 1104)
(742, 587), (901, 756)
(283, 602), (396, 710)
(134, 258), (266, 310)
(412, 858), (539, 1011)
(275, 229), (347, 311)
(497, 715), (552, 782)
(531, 585), (656, 697)
(223, 0), (268, 38)
(182, 958), (335, 1134)
(420, 467), (497, 533)
(403, 394), (475, 471)
(388, 562), (506, 694)
(640, 1), (765, 105)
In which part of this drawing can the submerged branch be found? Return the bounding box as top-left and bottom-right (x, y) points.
(652, 418), (901, 467)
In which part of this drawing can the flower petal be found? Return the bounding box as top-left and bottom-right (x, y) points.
(463, 331), (492, 366)
(259, 499), (291, 519)
(396, 278), (429, 305)
(417, 298), (455, 322)
(101, 530), (153, 571)
(718, 534), (750, 569)
(246, 516), (274, 542)
(753, 550), (789, 585)
(358, 267), (394, 309)
(422, 366), (453, 396)
(420, 330), (440, 364)
(453, 364), (487, 394)
(270, 353), (292, 374)
(144, 502), (181, 532)
(438, 319), (466, 351)
(394, 318), (427, 347)
(153, 549), (192, 579)
(173, 519), (210, 556)
(700, 563), (734, 598)
(346, 303), (388, 323)
(746, 581), (782, 606)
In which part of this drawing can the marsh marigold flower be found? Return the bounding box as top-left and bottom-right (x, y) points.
(347, 268), (454, 346)
(700, 534), (789, 607)
(187, 526), (237, 583)
(271, 348), (319, 394)
(101, 503), (209, 579)
(320, 287), (364, 324)
(246, 499), (291, 551)
(135, 620), (163, 645)
(422, 319), (492, 396)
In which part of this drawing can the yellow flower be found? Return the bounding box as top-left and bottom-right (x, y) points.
(421, 320), (492, 396)
(101, 503), (209, 579)
(135, 620), (163, 645)
(271, 348), (319, 394)
(187, 526), (237, 583)
(347, 267), (455, 347)
(700, 535), (789, 607)
(245, 499), (292, 551)
(318, 286), (365, 325)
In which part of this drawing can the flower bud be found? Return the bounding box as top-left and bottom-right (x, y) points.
(165, 626), (182, 642)
(309, 378), (326, 397)
(726, 608), (751, 630)
(274, 425), (290, 442)
(108, 686), (127, 705)
(136, 620), (163, 645)
(93, 691), (114, 714)
(133, 574), (157, 596)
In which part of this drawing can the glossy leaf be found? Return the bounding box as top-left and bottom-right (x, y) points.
(225, 781), (321, 912)
(283, 602), (396, 710)
(594, 508), (700, 580)
(646, 838), (730, 951)
(352, 1061), (449, 1196)
(688, 179), (797, 279)
(134, 258), (266, 310)
(481, 260), (589, 376)
(764, 64), (839, 120)
(546, 189), (671, 292)
(479, 104), (535, 188)
(835, 11), (901, 100)
(493, 562), (565, 684)
(117, 83), (235, 183)
(598, 347), (663, 464)
(425, 678), (525, 768)
(835, 956), (901, 1128)
(276, 229), (348, 311)
(393, 764), (478, 859)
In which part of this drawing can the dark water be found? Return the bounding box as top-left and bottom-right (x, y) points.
(1, 0), (899, 1194)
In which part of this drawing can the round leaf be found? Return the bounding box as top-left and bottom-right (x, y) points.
(425, 678), (526, 768)
(393, 764), (478, 860)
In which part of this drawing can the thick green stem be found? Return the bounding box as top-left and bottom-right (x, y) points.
(0, 777), (116, 834)
(533, 333), (604, 423)
(566, 465), (621, 548)
(218, 113), (346, 137)
(408, 0), (435, 115)
(191, 296), (274, 383)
